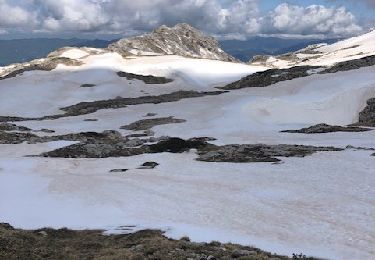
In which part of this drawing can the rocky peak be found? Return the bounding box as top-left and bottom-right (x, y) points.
(108, 23), (237, 62)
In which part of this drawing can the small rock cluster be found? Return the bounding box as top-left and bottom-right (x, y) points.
(281, 123), (371, 134)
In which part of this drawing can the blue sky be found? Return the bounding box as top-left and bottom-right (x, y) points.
(0, 0), (373, 40)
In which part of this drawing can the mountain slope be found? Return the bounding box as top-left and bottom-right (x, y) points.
(219, 37), (339, 62)
(0, 38), (115, 67)
(108, 23), (237, 62)
(250, 30), (375, 68)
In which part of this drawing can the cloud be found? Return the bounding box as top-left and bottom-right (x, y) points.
(264, 3), (363, 37)
(0, 0), (365, 39)
(0, 0), (37, 28)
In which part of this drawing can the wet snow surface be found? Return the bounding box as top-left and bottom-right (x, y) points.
(1, 52), (375, 260)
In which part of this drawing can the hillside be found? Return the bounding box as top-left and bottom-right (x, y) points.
(250, 29), (375, 68)
(0, 38), (116, 66)
(108, 23), (237, 62)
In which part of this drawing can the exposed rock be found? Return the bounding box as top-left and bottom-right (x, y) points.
(0, 131), (37, 144)
(250, 55), (271, 63)
(80, 84), (96, 88)
(0, 122), (30, 131)
(196, 144), (343, 163)
(60, 91), (226, 118)
(126, 130), (155, 138)
(138, 162), (159, 169)
(41, 135), (343, 163)
(322, 55), (375, 74)
(117, 71), (173, 84)
(145, 113), (157, 117)
(0, 223), (309, 260)
(38, 129), (56, 133)
(231, 55), (375, 91)
(0, 90), (226, 122)
(83, 119), (98, 122)
(121, 116), (186, 131)
(220, 66), (320, 90)
(345, 145), (375, 151)
(358, 98), (375, 127)
(281, 123), (371, 134)
(108, 23), (237, 62)
(0, 57), (83, 80)
(109, 169), (129, 173)
(148, 137), (207, 154)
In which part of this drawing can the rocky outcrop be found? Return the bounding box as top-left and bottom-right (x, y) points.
(80, 84), (96, 88)
(0, 122), (31, 131)
(0, 223), (310, 260)
(358, 98), (375, 127)
(197, 144), (343, 163)
(220, 66), (320, 90)
(281, 124), (371, 134)
(108, 23), (237, 62)
(222, 55), (375, 90)
(59, 91), (226, 118)
(121, 117), (186, 131)
(0, 57), (82, 80)
(0, 90), (227, 122)
(322, 55), (375, 74)
(138, 162), (159, 169)
(40, 134), (343, 163)
(117, 71), (173, 84)
(0, 131), (37, 144)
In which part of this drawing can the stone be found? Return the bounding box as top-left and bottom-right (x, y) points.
(138, 162), (159, 169)
(121, 116), (186, 131)
(109, 169), (128, 173)
(358, 98), (375, 127)
(80, 84), (96, 88)
(108, 23), (237, 62)
(281, 123), (371, 134)
(117, 71), (173, 84)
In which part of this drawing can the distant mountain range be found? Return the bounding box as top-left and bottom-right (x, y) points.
(220, 37), (340, 62)
(0, 36), (339, 66)
(0, 38), (116, 66)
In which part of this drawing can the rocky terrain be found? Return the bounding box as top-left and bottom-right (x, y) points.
(281, 124), (371, 134)
(249, 30), (375, 68)
(358, 98), (375, 126)
(222, 55), (375, 91)
(0, 223), (316, 260)
(108, 23), (237, 62)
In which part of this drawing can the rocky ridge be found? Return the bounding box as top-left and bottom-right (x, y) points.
(108, 23), (237, 62)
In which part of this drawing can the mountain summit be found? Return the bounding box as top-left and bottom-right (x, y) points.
(108, 23), (237, 62)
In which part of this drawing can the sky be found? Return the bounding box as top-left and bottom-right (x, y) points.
(0, 0), (374, 40)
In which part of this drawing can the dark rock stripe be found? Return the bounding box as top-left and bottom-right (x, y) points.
(0, 57), (82, 80)
(0, 90), (227, 123)
(117, 71), (173, 84)
(281, 123), (371, 134)
(40, 135), (343, 163)
(121, 116), (186, 131)
(221, 55), (375, 91)
(220, 66), (319, 90)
